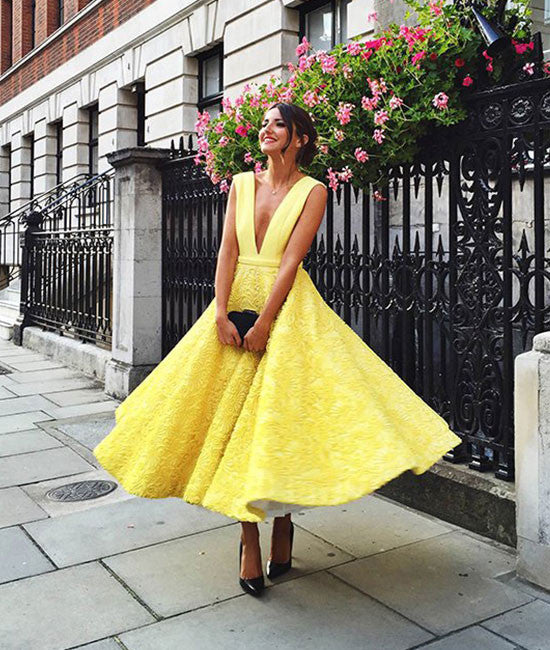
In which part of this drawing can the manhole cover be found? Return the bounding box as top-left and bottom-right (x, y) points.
(46, 479), (118, 502)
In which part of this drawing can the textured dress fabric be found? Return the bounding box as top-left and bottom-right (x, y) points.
(93, 170), (462, 523)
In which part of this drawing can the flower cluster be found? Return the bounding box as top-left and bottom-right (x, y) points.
(195, 0), (542, 199)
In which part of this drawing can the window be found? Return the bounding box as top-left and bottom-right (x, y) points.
(134, 81), (146, 146)
(30, 0), (36, 49)
(55, 121), (63, 185)
(28, 133), (34, 199)
(1, 0), (13, 71)
(198, 44), (223, 121)
(58, 0), (64, 27)
(299, 0), (352, 51)
(88, 105), (98, 175)
(1, 144), (11, 215)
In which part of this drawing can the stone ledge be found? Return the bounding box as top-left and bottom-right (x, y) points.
(22, 326), (111, 382)
(376, 459), (516, 548)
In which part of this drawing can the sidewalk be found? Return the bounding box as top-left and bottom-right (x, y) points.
(1, 338), (549, 650)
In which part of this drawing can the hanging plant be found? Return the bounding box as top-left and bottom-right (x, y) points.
(194, 0), (543, 198)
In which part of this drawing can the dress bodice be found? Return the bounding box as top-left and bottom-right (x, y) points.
(234, 170), (325, 268)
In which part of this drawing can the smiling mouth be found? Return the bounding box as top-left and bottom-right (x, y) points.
(263, 138), (276, 143)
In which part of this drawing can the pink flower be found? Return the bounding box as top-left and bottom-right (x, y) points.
(339, 166), (353, 182)
(373, 129), (385, 144)
(336, 102), (354, 125)
(486, 61), (493, 72)
(374, 109), (390, 126)
(346, 42), (363, 56)
(373, 190), (387, 202)
(235, 123), (251, 137)
(341, 63), (353, 80)
(514, 41), (534, 55)
(296, 36), (311, 57)
(411, 51), (426, 67)
(462, 75), (474, 87)
(367, 11), (378, 22)
(318, 52), (338, 74)
(523, 62), (535, 76)
(544, 62), (550, 75)
(219, 136), (230, 147)
(254, 161), (263, 174)
(389, 95), (404, 110)
(194, 110), (210, 136)
(327, 168), (340, 192)
(319, 144), (329, 154)
(219, 179), (230, 193)
(432, 92), (449, 110)
(455, 58), (465, 68)
(213, 122), (224, 134)
(428, 1), (443, 16)
(334, 129), (345, 142)
(354, 147), (369, 163)
(244, 152), (254, 163)
(303, 90), (320, 107)
(362, 95), (379, 111)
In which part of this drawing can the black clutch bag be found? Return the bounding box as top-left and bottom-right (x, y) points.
(227, 309), (259, 340)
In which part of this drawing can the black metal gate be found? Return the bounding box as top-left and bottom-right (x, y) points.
(162, 77), (550, 481)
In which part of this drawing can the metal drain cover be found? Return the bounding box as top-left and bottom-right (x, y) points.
(46, 479), (118, 502)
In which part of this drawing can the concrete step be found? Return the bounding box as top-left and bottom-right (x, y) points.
(377, 458), (516, 549)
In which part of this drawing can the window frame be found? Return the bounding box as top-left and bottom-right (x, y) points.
(197, 43), (223, 118)
(88, 104), (98, 176)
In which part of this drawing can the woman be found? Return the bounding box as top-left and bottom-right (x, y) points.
(93, 102), (462, 598)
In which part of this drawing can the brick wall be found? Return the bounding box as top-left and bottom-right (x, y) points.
(64, 0), (89, 22)
(12, 0), (33, 63)
(0, 0), (11, 73)
(0, 0), (158, 106)
(35, 0), (60, 46)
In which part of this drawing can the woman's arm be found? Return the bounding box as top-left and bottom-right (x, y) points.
(214, 178), (241, 346)
(243, 183), (328, 352)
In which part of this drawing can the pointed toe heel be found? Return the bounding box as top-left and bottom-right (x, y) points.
(266, 521), (294, 580)
(239, 540), (265, 597)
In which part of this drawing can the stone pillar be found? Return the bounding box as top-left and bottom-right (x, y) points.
(515, 331), (550, 590)
(62, 102), (89, 181)
(33, 118), (57, 195)
(98, 83), (138, 174)
(104, 147), (170, 400)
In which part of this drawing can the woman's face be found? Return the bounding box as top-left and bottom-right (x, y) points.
(259, 108), (303, 158)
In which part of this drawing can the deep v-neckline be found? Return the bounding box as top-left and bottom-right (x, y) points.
(251, 172), (309, 256)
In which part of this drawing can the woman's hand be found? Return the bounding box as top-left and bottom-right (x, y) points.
(216, 315), (242, 347)
(243, 317), (271, 352)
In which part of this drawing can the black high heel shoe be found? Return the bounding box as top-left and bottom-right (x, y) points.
(239, 539), (265, 597)
(266, 520), (294, 580)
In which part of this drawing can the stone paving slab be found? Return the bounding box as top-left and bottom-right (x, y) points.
(0, 429), (63, 457)
(296, 493), (456, 558)
(0, 386), (16, 399)
(73, 640), (121, 650)
(482, 599), (550, 649)
(5, 377), (101, 396)
(120, 571), (434, 650)
(24, 497), (233, 567)
(329, 530), (532, 635)
(21, 468), (134, 517)
(42, 388), (114, 407)
(0, 487), (49, 528)
(0, 526), (54, 583)
(6, 367), (87, 384)
(417, 625), (519, 649)
(43, 400), (118, 421)
(0, 446), (93, 488)
(0, 410), (53, 433)
(0, 394), (68, 417)
(0, 562), (154, 650)
(2, 359), (66, 372)
(48, 413), (116, 451)
(103, 521), (353, 617)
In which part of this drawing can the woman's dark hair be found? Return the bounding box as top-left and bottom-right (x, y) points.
(264, 102), (318, 168)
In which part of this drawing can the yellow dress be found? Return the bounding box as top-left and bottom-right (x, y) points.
(93, 170), (462, 523)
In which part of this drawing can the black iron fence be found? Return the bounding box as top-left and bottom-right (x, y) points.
(9, 172), (114, 348)
(162, 76), (550, 482)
